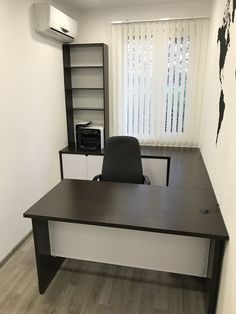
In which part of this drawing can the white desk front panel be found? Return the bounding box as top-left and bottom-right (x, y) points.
(49, 221), (210, 278)
(87, 155), (104, 180)
(141, 158), (167, 186)
(61, 153), (167, 186)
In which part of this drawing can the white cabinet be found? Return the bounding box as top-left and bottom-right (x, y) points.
(61, 153), (168, 186)
(62, 154), (87, 179)
(61, 154), (103, 180)
(87, 155), (103, 180)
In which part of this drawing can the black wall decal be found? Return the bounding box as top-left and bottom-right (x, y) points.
(233, 0), (236, 22)
(216, 89), (225, 143)
(216, 0), (236, 144)
(217, 25), (230, 83)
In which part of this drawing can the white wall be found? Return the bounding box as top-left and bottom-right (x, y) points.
(0, 0), (67, 263)
(71, 2), (212, 44)
(200, 0), (236, 313)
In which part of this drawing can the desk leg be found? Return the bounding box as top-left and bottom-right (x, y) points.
(205, 239), (225, 314)
(32, 219), (65, 294)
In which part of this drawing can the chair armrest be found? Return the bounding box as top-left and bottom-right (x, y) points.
(93, 174), (102, 181)
(143, 175), (151, 185)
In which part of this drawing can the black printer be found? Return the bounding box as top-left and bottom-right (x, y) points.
(76, 125), (104, 151)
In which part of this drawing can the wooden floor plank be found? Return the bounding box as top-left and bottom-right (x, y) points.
(0, 236), (206, 314)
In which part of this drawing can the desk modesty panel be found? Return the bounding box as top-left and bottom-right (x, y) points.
(61, 153), (168, 186)
(59, 145), (212, 189)
(49, 221), (210, 277)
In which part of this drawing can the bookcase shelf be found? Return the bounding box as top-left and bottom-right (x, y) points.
(71, 88), (104, 91)
(73, 107), (104, 111)
(70, 65), (104, 69)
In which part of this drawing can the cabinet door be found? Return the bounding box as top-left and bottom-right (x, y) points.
(87, 155), (104, 180)
(142, 158), (167, 186)
(62, 154), (87, 180)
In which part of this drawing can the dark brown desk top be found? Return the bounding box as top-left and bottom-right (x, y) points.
(24, 179), (228, 241)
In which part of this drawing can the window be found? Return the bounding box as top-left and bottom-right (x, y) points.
(112, 19), (208, 146)
(165, 36), (190, 134)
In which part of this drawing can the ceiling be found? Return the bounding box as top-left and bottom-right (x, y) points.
(54, 0), (209, 11)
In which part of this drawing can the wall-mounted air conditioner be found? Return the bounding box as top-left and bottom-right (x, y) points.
(33, 3), (78, 43)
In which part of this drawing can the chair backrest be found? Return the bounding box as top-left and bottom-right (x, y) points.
(101, 136), (144, 184)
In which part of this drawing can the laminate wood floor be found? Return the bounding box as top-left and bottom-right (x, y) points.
(0, 235), (206, 314)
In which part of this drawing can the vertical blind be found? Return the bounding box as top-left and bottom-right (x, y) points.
(111, 19), (209, 146)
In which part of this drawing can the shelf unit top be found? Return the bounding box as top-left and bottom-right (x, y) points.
(66, 43), (107, 48)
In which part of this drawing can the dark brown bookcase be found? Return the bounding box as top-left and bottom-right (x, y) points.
(62, 43), (109, 145)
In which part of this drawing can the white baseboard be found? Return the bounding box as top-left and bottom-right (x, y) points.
(0, 231), (32, 268)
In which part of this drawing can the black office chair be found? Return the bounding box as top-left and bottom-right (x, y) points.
(93, 136), (151, 185)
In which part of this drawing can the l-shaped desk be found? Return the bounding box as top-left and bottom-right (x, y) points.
(24, 146), (229, 314)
